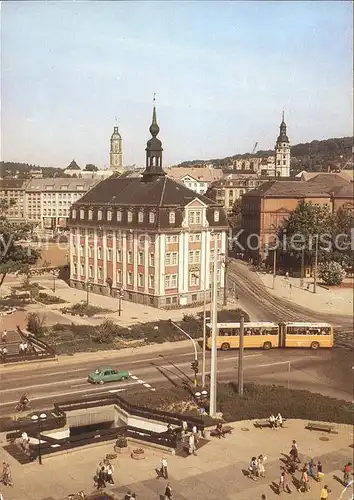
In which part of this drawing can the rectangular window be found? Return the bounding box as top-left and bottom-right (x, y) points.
(194, 250), (200, 263)
(138, 273), (144, 287)
(88, 229), (94, 238)
(190, 272), (199, 286)
(195, 211), (201, 224)
(72, 244), (76, 255)
(88, 246), (93, 258)
(171, 274), (177, 288)
(127, 272), (133, 285)
(166, 253), (171, 266)
(80, 264), (85, 276)
(149, 212), (155, 223)
(149, 253), (155, 266)
(116, 269), (122, 283)
(107, 248), (112, 261)
(127, 251), (132, 264)
(149, 275), (155, 288)
(80, 228), (85, 236)
(188, 211), (195, 224)
(189, 251), (194, 264)
(172, 252), (177, 265)
(97, 247), (102, 259)
(98, 267), (103, 279)
(73, 263), (77, 275)
(165, 275), (171, 289)
(89, 265), (93, 278)
(116, 249), (122, 262)
(80, 244), (84, 255)
(138, 252), (144, 265)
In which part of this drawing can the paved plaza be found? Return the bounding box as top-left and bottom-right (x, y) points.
(1, 420), (353, 500)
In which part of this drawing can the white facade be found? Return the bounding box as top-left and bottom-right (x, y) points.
(275, 140), (291, 177)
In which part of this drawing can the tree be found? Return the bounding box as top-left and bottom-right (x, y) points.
(274, 201), (332, 267)
(330, 206), (354, 268)
(319, 261), (346, 286)
(228, 199), (242, 232)
(84, 164), (98, 171)
(91, 320), (119, 344)
(0, 199), (41, 288)
(27, 312), (46, 336)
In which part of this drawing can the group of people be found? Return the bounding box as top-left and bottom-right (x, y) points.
(0, 330), (8, 362)
(248, 454), (267, 479)
(1, 462), (13, 487)
(269, 413), (283, 429)
(181, 421), (198, 456)
(94, 458), (115, 489)
(19, 341), (29, 354)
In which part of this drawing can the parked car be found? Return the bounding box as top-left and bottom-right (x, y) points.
(87, 367), (129, 384)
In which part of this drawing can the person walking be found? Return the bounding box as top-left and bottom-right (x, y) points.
(290, 440), (300, 463)
(188, 433), (197, 456)
(164, 482), (173, 499)
(2, 462), (13, 487)
(106, 462), (114, 484)
(343, 462), (352, 486)
(308, 458), (315, 478)
(96, 466), (106, 490)
(276, 413), (283, 428)
(279, 470), (291, 494)
(160, 456), (168, 479)
(320, 485), (330, 500)
(2, 330), (7, 343)
(317, 460), (323, 481)
(257, 455), (267, 478)
(298, 466), (310, 492)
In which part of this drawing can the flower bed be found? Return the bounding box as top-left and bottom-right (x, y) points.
(36, 293), (66, 305)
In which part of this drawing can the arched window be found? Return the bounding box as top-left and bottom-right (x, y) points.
(80, 209), (85, 220)
(72, 209), (76, 219)
(88, 209), (93, 220)
(169, 211), (175, 224)
(214, 210), (219, 222)
(138, 211), (144, 223)
(117, 210), (122, 222)
(107, 210), (112, 221)
(127, 211), (133, 223)
(98, 210), (102, 221)
(149, 212), (155, 223)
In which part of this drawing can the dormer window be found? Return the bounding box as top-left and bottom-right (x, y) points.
(138, 211), (144, 223)
(214, 210), (219, 222)
(88, 209), (93, 220)
(169, 211), (175, 224)
(80, 209), (85, 220)
(72, 209), (76, 219)
(117, 210), (122, 222)
(98, 210), (102, 221)
(127, 211), (133, 223)
(107, 210), (112, 221)
(149, 212), (155, 223)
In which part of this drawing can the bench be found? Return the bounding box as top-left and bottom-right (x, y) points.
(210, 425), (233, 437)
(306, 422), (334, 433)
(254, 420), (272, 429)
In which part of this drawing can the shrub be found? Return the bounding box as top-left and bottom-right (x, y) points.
(62, 302), (111, 317)
(91, 320), (120, 344)
(27, 312), (46, 337)
(36, 293), (66, 305)
(319, 261), (346, 286)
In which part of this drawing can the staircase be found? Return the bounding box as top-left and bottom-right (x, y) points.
(3, 442), (33, 465)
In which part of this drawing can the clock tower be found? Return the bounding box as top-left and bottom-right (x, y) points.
(110, 126), (123, 171)
(274, 112), (291, 177)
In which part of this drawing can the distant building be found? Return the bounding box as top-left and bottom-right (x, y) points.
(68, 105), (229, 308)
(241, 174), (352, 261)
(166, 166), (223, 195)
(274, 112), (291, 177)
(0, 179), (27, 221)
(64, 160), (82, 177)
(110, 126), (123, 172)
(24, 178), (99, 231)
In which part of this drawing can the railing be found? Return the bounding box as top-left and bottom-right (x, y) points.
(17, 327), (56, 356)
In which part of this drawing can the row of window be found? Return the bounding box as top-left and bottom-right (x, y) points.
(71, 229), (221, 242)
(72, 208), (176, 225)
(72, 208), (220, 224)
(73, 246), (156, 266)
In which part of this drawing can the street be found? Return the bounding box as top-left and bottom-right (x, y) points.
(1, 342), (352, 417)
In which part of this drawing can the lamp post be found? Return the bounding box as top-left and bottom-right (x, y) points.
(86, 279), (93, 305)
(169, 320), (198, 386)
(313, 234), (319, 294)
(209, 241), (218, 418)
(31, 413), (47, 465)
(272, 249), (277, 290)
(52, 269), (59, 293)
(117, 288), (124, 316)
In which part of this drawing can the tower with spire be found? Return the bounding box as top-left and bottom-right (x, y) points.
(110, 125), (123, 172)
(274, 111), (291, 177)
(142, 100), (166, 181)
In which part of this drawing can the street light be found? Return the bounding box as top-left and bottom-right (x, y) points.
(31, 413), (47, 465)
(86, 279), (93, 305)
(169, 320), (198, 387)
(117, 288), (124, 316)
(52, 269), (59, 293)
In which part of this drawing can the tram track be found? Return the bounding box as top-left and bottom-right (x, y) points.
(227, 260), (353, 350)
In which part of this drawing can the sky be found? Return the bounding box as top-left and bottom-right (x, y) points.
(1, 1), (353, 169)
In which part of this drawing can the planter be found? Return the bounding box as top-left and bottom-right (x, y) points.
(131, 448), (145, 460)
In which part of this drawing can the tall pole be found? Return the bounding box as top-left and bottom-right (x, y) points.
(313, 234), (319, 294)
(86, 282), (90, 305)
(272, 249), (277, 290)
(169, 321), (198, 386)
(209, 241), (218, 417)
(202, 240), (208, 389)
(223, 258), (228, 306)
(300, 247), (305, 288)
(238, 314), (245, 396)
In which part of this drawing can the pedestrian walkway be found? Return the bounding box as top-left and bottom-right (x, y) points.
(0, 419), (352, 500)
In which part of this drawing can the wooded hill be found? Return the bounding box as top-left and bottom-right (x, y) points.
(177, 136), (353, 172)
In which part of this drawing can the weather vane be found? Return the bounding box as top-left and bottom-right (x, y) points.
(153, 93), (156, 103)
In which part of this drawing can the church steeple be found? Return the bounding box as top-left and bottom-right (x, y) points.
(274, 110), (291, 177)
(142, 99), (165, 182)
(277, 110), (289, 143)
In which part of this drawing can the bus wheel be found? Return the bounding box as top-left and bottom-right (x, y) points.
(263, 342), (272, 350)
(221, 343), (230, 351)
(311, 341), (320, 350)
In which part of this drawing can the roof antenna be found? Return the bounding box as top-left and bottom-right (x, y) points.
(282, 107), (285, 122)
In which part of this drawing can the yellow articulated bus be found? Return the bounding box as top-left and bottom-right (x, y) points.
(206, 321), (333, 351)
